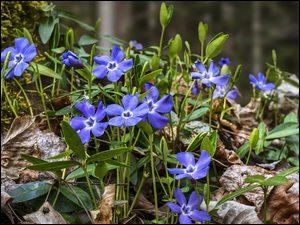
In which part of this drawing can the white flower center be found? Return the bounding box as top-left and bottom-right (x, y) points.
(85, 116), (96, 128)
(14, 53), (24, 63)
(107, 61), (118, 71)
(181, 204), (192, 215)
(147, 100), (157, 113)
(202, 71), (212, 79)
(257, 81), (264, 88)
(122, 110), (133, 118)
(185, 165), (195, 174)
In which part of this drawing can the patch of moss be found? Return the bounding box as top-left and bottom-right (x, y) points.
(1, 1), (47, 128)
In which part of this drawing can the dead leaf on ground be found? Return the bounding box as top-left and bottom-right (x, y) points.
(90, 184), (115, 224)
(23, 201), (67, 224)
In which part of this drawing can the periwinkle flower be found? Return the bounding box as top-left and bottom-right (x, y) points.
(166, 187), (211, 224)
(249, 72), (276, 91)
(131, 40), (143, 50)
(189, 80), (199, 95)
(70, 101), (108, 144)
(167, 150), (211, 180)
(93, 46), (133, 82)
(213, 84), (237, 100)
(106, 94), (149, 127)
(219, 57), (230, 68)
(1, 37), (37, 79)
(190, 60), (230, 88)
(61, 51), (84, 68)
(140, 83), (173, 129)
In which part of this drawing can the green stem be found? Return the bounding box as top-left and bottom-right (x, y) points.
(245, 147), (253, 166)
(262, 186), (268, 224)
(51, 55), (57, 97)
(83, 166), (98, 209)
(158, 26), (165, 58)
(206, 171), (210, 213)
(56, 64), (66, 95)
(52, 187), (61, 208)
(209, 88), (214, 135)
(2, 79), (18, 117)
(13, 77), (34, 117)
(195, 182), (201, 209)
(70, 67), (74, 93)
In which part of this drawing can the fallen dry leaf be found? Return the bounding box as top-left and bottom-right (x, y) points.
(90, 184), (115, 224)
(23, 201), (68, 224)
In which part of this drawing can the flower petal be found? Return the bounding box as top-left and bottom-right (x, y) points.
(93, 55), (111, 65)
(166, 168), (186, 174)
(111, 46), (125, 63)
(15, 37), (29, 53)
(249, 74), (258, 84)
(187, 191), (203, 210)
(191, 166), (209, 180)
(95, 101), (107, 122)
(210, 74), (230, 86)
(148, 111), (169, 129)
(144, 83), (159, 102)
(257, 72), (266, 84)
(177, 152), (195, 167)
(118, 59), (133, 72)
(122, 94), (138, 111)
(92, 122), (108, 137)
(195, 150), (211, 170)
(154, 94), (173, 114)
(175, 173), (191, 180)
(188, 210), (211, 222)
(166, 202), (182, 214)
(75, 101), (95, 118)
(179, 214), (192, 224)
(208, 60), (219, 77)
(260, 83), (276, 91)
(70, 117), (88, 131)
(78, 127), (91, 144)
(1, 47), (17, 62)
(108, 116), (125, 127)
(201, 79), (212, 87)
(195, 61), (206, 74)
(14, 61), (29, 76)
(173, 187), (186, 206)
(124, 117), (142, 126)
(3, 67), (16, 79)
(93, 65), (109, 79)
(23, 44), (37, 62)
(107, 69), (124, 82)
(106, 104), (124, 116)
(226, 89), (237, 100)
(191, 72), (203, 80)
(131, 102), (149, 117)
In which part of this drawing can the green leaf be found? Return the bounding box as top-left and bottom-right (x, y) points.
(260, 176), (289, 186)
(288, 157), (299, 167)
(39, 17), (58, 44)
(8, 182), (52, 203)
(60, 185), (93, 210)
(75, 68), (91, 81)
(198, 21), (208, 43)
(27, 63), (62, 79)
(130, 153), (138, 185)
(100, 35), (126, 46)
(156, 79), (168, 95)
(209, 130), (218, 154)
(183, 107), (209, 122)
(27, 160), (80, 171)
(21, 154), (47, 164)
(286, 134), (299, 154)
(186, 132), (208, 152)
(245, 175), (266, 184)
(57, 12), (95, 32)
(200, 136), (215, 157)
(93, 161), (108, 180)
(161, 177), (174, 186)
(277, 166), (299, 177)
(49, 23), (60, 51)
(283, 77), (299, 88)
(51, 47), (65, 54)
(284, 113), (298, 123)
(139, 69), (162, 87)
(23, 28), (34, 45)
(137, 87), (153, 102)
(78, 35), (99, 46)
(236, 142), (250, 158)
(47, 150), (73, 159)
(266, 129), (299, 140)
(86, 147), (132, 164)
(61, 121), (86, 162)
(160, 3), (169, 27)
(255, 139), (265, 155)
(249, 128), (259, 150)
(136, 120), (153, 136)
(215, 184), (260, 208)
(258, 122), (266, 139)
(104, 159), (130, 168)
(206, 33), (229, 59)
(65, 164), (94, 181)
(168, 34), (182, 60)
(267, 122), (298, 136)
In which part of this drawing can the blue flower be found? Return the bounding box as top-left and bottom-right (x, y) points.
(167, 150), (211, 180)
(93, 46), (133, 82)
(219, 57), (230, 68)
(131, 40), (143, 50)
(140, 83), (173, 129)
(190, 60), (230, 88)
(106, 94), (149, 127)
(189, 80), (199, 95)
(61, 51), (84, 68)
(213, 85), (237, 100)
(1, 37), (37, 79)
(70, 101), (108, 144)
(249, 72), (276, 91)
(166, 187), (211, 224)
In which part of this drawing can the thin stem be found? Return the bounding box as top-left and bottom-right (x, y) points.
(209, 88), (214, 135)
(83, 166), (98, 209)
(70, 67), (74, 93)
(158, 26), (165, 58)
(262, 186), (268, 224)
(13, 77), (34, 117)
(2, 79), (18, 117)
(206, 171), (210, 214)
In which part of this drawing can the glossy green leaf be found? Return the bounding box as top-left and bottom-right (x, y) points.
(39, 17), (58, 44)
(183, 107), (209, 122)
(136, 120), (153, 136)
(61, 121), (86, 162)
(60, 185), (93, 210)
(137, 87), (153, 102)
(284, 113), (298, 123)
(8, 182), (52, 203)
(198, 21), (208, 43)
(139, 69), (162, 87)
(49, 23), (60, 51)
(267, 122), (298, 135)
(47, 150), (73, 159)
(277, 166), (299, 177)
(51, 47), (65, 54)
(168, 34), (182, 60)
(100, 35), (126, 46)
(27, 160), (80, 171)
(236, 142), (250, 158)
(258, 122), (266, 139)
(75, 68), (91, 81)
(260, 176), (289, 186)
(265, 128), (299, 140)
(23, 28), (34, 45)
(57, 12), (95, 32)
(200, 136), (214, 157)
(245, 175), (266, 184)
(283, 77), (299, 88)
(249, 128), (259, 150)
(186, 132), (207, 153)
(93, 161), (108, 180)
(215, 184), (260, 207)
(255, 139), (265, 155)
(206, 33), (229, 59)
(20, 154), (47, 164)
(27, 63), (62, 79)
(86, 147), (132, 164)
(161, 177), (174, 185)
(78, 34), (99, 46)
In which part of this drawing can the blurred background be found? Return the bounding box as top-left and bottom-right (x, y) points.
(52, 1), (299, 105)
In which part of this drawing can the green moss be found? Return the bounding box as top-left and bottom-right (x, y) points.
(1, 1), (47, 127)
